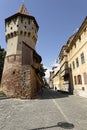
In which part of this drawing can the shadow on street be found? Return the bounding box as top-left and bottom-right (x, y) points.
(37, 87), (71, 100)
(0, 95), (10, 100)
(0, 88), (72, 100)
(29, 122), (74, 130)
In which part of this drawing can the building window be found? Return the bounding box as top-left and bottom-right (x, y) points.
(77, 75), (82, 84)
(74, 76), (77, 85)
(76, 58), (79, 67)
(83, 72), (87, 84)
(72, 61), (75, 69)
(81, 53), (85, 64)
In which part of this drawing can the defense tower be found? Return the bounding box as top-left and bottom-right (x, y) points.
(1, 4), (43, 98)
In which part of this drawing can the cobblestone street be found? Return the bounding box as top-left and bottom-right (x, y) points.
(0, 88), (87, 130)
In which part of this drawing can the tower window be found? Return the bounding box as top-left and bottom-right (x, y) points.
(20, 31), (23, 35)
(8, 34), (10, 39)
(14, 31), (17, 36)
(24, 32), (27, 36)
(12, 71), (15, 75)
(28, 32), (30, 37)
(11, 27), (13, 30)
(24, 26), (26, 28)
(17, 25), (19, 27)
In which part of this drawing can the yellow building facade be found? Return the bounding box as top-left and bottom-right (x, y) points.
(67, 17), (87, 97)
(59, 17), (87, 97)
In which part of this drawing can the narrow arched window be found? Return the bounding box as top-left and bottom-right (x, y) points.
(20, 31), (23, 35)
(28, 32), (30, 37)
(11, 33), (13, 38)
(24, 32), (27, 36)
(14, 31), (17, 36)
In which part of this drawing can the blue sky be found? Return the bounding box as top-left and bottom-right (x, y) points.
(0, 0), (87, 71)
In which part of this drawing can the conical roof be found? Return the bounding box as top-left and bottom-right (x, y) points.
(5, 4), (39, 29)
(17, 4), (29, 15)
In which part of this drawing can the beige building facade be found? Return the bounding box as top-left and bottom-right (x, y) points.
(59, 46), (71, 92)
(59, 17), (87, 97)
(49, 60), (60, 90)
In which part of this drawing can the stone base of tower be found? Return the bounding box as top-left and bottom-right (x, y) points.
(1, 55), (43, 99)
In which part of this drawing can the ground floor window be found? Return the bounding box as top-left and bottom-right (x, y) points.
(74, 76), (77, 85)
(74, 75), (82, 85)
(83, 72), (87, 84)
(77, 75), (82, 84)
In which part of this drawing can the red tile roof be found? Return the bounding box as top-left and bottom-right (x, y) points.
(17, 4), (29, 16)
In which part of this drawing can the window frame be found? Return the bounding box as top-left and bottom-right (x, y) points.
(76, 57), (79, 67)
(72, 61), (75, 69)
(81, 52), (85, 64)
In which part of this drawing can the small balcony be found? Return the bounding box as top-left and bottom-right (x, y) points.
(60, 56), (68, 67)
(60, 62), (69, 77)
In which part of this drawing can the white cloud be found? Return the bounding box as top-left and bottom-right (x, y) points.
(45, 69), (50, 79)
(44, 59), (59, 79)
(44, 66), (52, 79)
(73, 27), (79, 33)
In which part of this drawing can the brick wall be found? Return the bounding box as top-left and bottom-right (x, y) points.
(1, 55), (32, 98)
(1, 55), (43, 99)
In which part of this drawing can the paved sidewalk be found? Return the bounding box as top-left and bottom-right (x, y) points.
(0, 88), (87, 130)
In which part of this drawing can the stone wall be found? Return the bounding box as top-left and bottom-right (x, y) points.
(1, 55), (41, 99)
